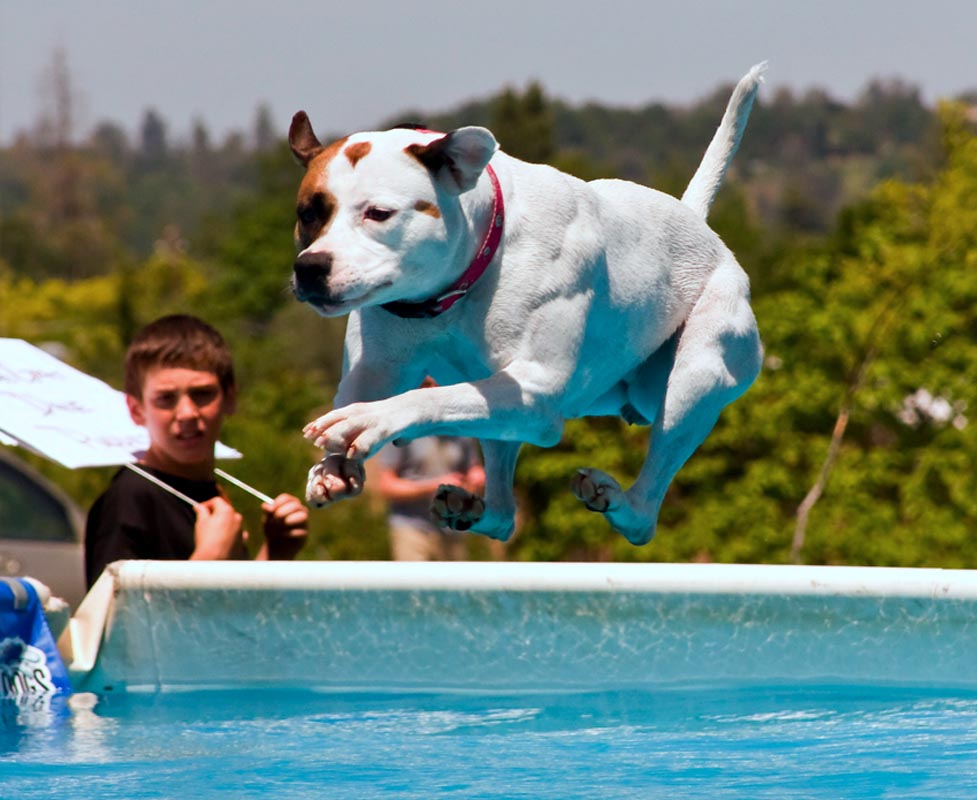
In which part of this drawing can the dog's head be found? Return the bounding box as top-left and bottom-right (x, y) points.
(288, 113), (498, 317)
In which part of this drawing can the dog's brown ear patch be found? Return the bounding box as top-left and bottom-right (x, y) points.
(289, 111), (324, 166)
(344, 141), (372, 168)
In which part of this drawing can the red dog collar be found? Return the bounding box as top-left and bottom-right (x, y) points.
(382, 164), (504, 319)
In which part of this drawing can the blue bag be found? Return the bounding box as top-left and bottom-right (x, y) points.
(0, 577), (72, 701)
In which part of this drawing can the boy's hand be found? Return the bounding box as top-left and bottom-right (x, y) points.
(192, 496), (245, 559)
(261, 493), (309, 560)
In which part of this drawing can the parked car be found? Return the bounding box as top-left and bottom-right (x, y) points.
(0, 449), (86, 610)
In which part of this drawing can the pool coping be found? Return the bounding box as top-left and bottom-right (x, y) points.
(77, 559), (977, 596)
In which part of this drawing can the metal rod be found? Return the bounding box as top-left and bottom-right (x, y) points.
(214, 468), (274, 504)
(124, 463), (197, 506)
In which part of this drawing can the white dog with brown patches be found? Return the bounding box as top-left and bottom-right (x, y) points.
(288, 63), (766, 545)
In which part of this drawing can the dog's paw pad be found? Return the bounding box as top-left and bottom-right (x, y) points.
(571, 468), (623, 514)
(431, 485), (485, 531)
(305, 455), (365, 507)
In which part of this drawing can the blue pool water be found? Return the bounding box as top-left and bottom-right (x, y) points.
(4, 683), (977, 799)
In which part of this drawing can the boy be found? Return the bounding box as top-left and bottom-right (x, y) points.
(85, 315), (308, 588)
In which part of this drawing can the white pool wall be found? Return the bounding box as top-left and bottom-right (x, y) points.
(62, 561), (977, 694)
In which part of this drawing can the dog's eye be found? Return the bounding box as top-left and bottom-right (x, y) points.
(364, 207), (395, 223)
(297, 207), (317, 225)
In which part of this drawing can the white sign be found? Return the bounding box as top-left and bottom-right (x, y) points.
(0, 338), (240, 469)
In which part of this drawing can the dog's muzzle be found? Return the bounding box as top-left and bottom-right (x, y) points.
(292, 251), (332, 302)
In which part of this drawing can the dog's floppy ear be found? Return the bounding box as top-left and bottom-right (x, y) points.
(406, 126), (498, 194)
(289, 111), (324, 166)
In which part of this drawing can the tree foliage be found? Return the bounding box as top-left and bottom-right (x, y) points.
(2, 72), (976, 564)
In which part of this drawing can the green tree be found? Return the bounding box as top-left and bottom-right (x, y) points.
(766, 103), (977, 566)
(490, 82), (555, 164)
(195, 144), (300, 330)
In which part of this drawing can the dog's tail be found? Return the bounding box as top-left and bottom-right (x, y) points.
(680, 62), (767, 220)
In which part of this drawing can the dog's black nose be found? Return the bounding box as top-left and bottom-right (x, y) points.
(293, 251), (332, 290)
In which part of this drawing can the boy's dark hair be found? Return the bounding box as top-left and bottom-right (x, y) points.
(124, 315), (235, 398)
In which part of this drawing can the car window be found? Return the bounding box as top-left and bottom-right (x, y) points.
(0, 456), (80, 544)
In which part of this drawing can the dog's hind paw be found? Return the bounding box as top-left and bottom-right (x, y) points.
(571, 468), (624, 513)
(431, 484), (486, 532)
(306, 454), (366, 508)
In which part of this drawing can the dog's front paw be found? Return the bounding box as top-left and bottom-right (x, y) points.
(306, 454), (366, 508)
(571, 468), (624, 513)
(303, 403), (393, 460)
(431, 485), (486, 532)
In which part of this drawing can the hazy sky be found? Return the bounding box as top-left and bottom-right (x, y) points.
(1, 1), (975, 145)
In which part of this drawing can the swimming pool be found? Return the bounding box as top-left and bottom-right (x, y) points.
(5, 682), (977, 799)
(4, 562), (977, 798)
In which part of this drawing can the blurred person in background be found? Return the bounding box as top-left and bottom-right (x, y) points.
(373, 379), (484, 561)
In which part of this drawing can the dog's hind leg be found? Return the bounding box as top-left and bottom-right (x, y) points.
(573, 257), (762, 544)
(432, 439), (521, 541)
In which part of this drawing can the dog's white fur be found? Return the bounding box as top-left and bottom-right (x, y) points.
(288, 63), (766, 545)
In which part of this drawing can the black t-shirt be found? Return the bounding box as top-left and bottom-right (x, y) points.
(84, 465), (222, 588)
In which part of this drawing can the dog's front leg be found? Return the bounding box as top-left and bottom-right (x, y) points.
(305, 354), (424, 508)
(304, 366), (565, 460)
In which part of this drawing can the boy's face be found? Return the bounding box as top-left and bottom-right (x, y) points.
(126, 365), (236, 478)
